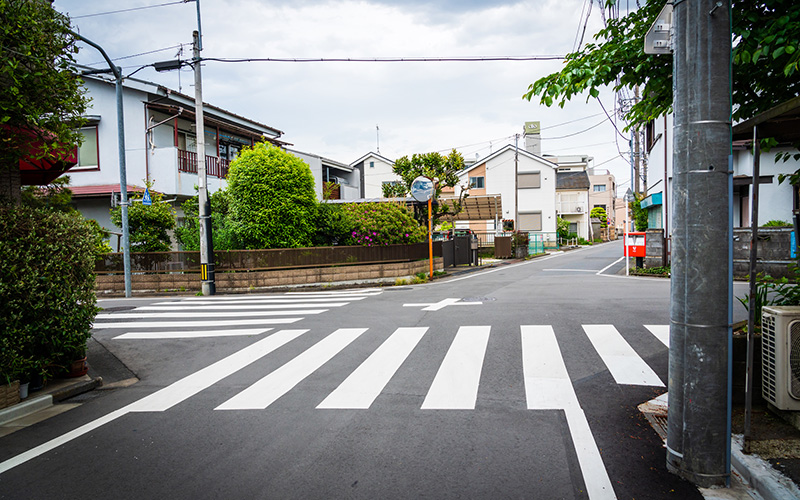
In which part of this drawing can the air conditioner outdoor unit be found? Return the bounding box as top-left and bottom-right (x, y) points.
(576, 206), (583, 213)
(761, 306), (800, 411)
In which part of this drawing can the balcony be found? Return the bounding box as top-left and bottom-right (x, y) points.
(557, 201), (587, 215)
(177, 149), (231, 178)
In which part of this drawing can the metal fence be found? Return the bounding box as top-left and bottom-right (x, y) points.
(96, 242), (442, 274)
(528, 232), (559, 253)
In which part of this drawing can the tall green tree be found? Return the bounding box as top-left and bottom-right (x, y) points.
(110, 182), (176, 252)
(0, 0), (88, 201)
(226, 143), (317, 249)
(524, 0), (800, 127)
(384, 150), (467, 227)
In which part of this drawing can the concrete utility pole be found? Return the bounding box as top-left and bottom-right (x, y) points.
(193, 30), (215, 295)
(667, 0), (732, 488)
(634, 87), (642, 195)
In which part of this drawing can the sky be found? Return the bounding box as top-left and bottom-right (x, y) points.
(52, 0), (638, 194)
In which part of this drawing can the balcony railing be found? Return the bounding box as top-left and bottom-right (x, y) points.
(177, 149), (231, 178)
(557, 202), (587, 214)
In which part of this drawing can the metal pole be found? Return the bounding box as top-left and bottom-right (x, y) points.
(743, 125), (760, 452)
(193, 30), (215, 295)
(428, 197), (433, 278)
(514, 133), (519, 229)
(667, 0), (732, 488)
(70, 31), (132, 298)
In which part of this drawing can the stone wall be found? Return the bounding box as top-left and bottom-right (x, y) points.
(733, 227), (795, 279)
(96, 258), (444, 295)
(645, 229), (666, 268)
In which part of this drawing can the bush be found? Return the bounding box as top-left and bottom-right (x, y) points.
(227, 143), (317, 249)
(312, 203), (354, 246)
(176, 189), (236, 251)
(762, 220), (791, 227)
(0, 205), (98, 383)
(342, 202), (426, 246)
(110, 183), (176, 252)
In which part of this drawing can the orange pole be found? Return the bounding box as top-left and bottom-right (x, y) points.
(428, 197), (433, 278)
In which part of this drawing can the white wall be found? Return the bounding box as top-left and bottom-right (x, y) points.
(734, 146), (797, 226)
(362, 155), (400, 198)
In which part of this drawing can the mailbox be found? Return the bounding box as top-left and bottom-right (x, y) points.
(625, 232), (647, 257)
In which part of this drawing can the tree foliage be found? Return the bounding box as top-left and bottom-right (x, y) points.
(524, 0), (800, 127)
(175, 189), (236, 251)
(110, 182), (176, 252)
(341, 202), (426, 246)
(0, 205), (98, 382)
(226, 143), (317, 249)
(0, 0), (88, 172)
(384, 150), (467, 227)
(590, 206), (608, 225)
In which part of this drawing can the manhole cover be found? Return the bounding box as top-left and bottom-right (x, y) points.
(461, 296), (496, 302)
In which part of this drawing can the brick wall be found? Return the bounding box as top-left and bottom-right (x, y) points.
(96, 258), (444, 295)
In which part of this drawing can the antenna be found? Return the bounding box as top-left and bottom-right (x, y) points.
(376, 124), (380, 154)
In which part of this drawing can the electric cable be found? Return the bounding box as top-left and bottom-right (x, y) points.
(70, 1), (193, 19)
(84, 43), (187, 66)
(200, 55), (566, 63)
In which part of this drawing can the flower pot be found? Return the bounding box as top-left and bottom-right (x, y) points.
(29, 372), (44, 392)
(1, 381), (21, 409)
(19, 382), (29, 400)
(66, 357), (89, 378)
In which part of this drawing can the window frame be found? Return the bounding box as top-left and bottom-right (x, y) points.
(518, 172), (541, 189)
(469, 176), (485, 189)
(73, 125), (100, 172)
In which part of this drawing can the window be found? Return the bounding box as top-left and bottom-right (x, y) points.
(594, 204), (607, 212)
(469, 176), (485, 189)
(518, 212), (542, 231)
(75, 126), (99, 170)
(593, 185), (606, 192)
(369, 161), (375, 168)
(518, 172), (540, 189)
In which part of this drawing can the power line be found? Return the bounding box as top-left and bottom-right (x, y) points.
(541, 119), (606, 140)
(70, 1), (194, 19)
(84, 43), (187, 66)
(201, 55), (565, 63)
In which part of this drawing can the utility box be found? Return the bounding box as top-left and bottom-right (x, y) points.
(625, 232), (647, 257)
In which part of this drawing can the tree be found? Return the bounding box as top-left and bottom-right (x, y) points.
(110, 182), (176, 252)
(523, 0), (800, 127)
(630, 196), (648, 231)
(226, 143), (317, 249)
(175, 189), (236, 251)
(1, 0), (88, 201)
(385, 150), (467, 227)
(590, 206), (608, 225)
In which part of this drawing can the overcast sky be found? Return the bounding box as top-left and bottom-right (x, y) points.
(53, 0), (637, 193)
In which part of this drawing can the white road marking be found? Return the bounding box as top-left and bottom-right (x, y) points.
(92, 318), (303, 329)
(542, 268), (599, 272)
(421, 326), (490, 410)
(216, 328), (368, 410)
(97, 311), (324, 320)
(644, 325), (670, 347)
(0, 329), (307, 475)
(596, 256), (624, 275)
(113, 328), (272, 339)
(170, 295), (368, 305)
(582, 325), (664, 387)
(521, 325), (617, 500)
(317, 327), (428, 409)
(136, 304), (342, 311)
(403, 298), (483, 311)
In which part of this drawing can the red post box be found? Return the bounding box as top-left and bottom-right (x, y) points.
(624, 232), (647, 257)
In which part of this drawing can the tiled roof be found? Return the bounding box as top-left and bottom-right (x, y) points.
(70, 184), (145, 197)
(556, 171), (590, 190)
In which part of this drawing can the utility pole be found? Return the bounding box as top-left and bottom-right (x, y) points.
(514, 133), (519, 228)
(667, 0), (732, 488)
(193, 30), (215, 295)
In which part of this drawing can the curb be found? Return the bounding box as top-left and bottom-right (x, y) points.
(0, 377), (102, 427)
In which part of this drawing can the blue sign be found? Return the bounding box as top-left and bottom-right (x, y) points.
(792, 231), (797, 259)
(142, 188), (152, 206)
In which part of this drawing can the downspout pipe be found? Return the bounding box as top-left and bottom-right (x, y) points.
(70, 30), (132, 298)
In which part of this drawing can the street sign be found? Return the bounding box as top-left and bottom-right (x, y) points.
(410, 176), (434, 203)
(143, 188), (152, 206)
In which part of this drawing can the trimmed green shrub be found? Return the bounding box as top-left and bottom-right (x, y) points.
(342, 202), (426, 246)
(0, 205), (98, 383)
(227, 143), (317, 249)
(312, 203), (354, 246)
(110, 183), (176, 252)
(762, 220), (791, 227)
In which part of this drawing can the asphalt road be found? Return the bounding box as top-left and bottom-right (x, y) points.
(0, 241), (750, 499)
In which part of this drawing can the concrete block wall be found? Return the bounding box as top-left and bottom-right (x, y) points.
(733, 227), (795, 279)
(645, 229), (666, 268)
(96, 258), (444, 295)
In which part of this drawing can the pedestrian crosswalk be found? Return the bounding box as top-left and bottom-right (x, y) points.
(93, 289), (382, 339)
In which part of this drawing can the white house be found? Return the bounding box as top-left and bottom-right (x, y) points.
(453, 144), (559, 234)
(288, 149), (360, 200)
(67, 70), (284, 240)
(350, 152), (400, 198)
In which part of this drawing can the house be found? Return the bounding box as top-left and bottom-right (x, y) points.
(350, 152), (401, 198)
(545, 155), (593, 240)
(588, 168), (617, 236)
(452, 143), (559, 235)
(288, 149), (360, 200)
(645, 96), (800, 234)
(67, 70), (285, 241)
